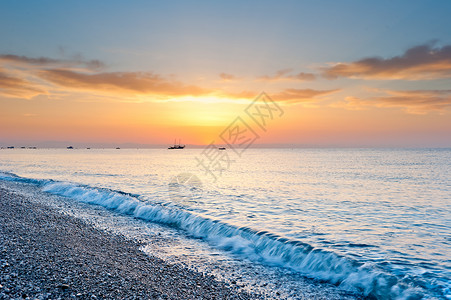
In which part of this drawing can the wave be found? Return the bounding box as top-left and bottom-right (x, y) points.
(0, 172), (429, 299)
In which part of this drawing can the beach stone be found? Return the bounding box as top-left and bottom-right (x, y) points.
(0, 183), (258, 300)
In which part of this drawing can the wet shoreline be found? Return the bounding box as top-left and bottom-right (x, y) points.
(0, 181), (257, 299)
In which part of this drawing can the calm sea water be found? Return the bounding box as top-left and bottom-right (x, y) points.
(0, 148), (450, 299)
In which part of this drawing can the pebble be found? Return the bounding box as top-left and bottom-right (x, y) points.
(0, 183), (259, 300)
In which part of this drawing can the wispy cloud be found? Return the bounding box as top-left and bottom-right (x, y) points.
(0, 54), (214, 100)
(273, 88), (339, 104)
(39, 69), (210, 97)
(219, 73), (237, 81)
(0, 54), (105, 71)
(258, 69), (316, 81)
(322, 43), (451, 80)
(0, 53), (337, 106)
(0, 68), (46, 98)
(337, 89), (451, 114)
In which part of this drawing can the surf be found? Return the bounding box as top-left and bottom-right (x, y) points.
(0, 171), (428, 299)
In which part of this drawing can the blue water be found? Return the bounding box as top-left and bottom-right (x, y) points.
(0, 148), (450, 299)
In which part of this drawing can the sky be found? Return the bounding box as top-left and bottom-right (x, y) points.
(1, 0), (451, 147)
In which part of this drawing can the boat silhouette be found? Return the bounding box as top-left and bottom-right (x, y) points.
(168, 139), (185, 149)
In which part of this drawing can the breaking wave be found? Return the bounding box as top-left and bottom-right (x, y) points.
(0, 172), (435, 299)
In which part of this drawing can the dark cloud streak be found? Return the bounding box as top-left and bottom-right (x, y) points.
(0, 54), (106, 71)
(322, 43), (451, 80)
(258, 69), (316, 81)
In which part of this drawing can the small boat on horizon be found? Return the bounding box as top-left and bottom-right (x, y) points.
(218, 147), (226, 150)
(168, 139), (185, 149)
(67, 146), (74, 149)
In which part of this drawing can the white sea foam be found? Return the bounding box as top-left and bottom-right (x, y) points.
(33, 178), (421, 299)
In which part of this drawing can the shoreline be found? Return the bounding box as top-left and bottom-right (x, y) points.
(0, 181), (257, 299)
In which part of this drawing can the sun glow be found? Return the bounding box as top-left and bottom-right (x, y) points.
(163, 98), (247, 127)
(166, 95), (252, 105)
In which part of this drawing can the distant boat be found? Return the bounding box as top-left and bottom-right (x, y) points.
(218, 147), (226, 150)
(67, 146), (74, 149)
(116, 147), (120, 149)
(168, 139), (185, 149)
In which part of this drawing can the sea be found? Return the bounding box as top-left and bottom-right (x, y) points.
(0, 148), (449, 299)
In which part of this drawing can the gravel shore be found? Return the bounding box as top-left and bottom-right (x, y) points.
(0, 183), (258, 299)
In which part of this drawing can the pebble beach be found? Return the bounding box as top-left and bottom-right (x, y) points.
(0, 181), (257, 299)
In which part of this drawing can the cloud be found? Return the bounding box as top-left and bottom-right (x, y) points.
(258, 69), (316, 81)
(0, 54), (211, 99)
(0, 55), (60, 65)
(272, 88), (339, 104)
(339, 89), (451, 114)
(219, 73), (237, 81)
(0, 53), (333, 104)
(38, 69), (210, 97)
(0, 69), (46, 98)
(0, 54), (105, 71)
(322, 43), (451, 80)
(218, 90), (257, 99)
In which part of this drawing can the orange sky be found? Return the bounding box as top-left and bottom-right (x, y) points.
(1, 85), (450, 147)
(1, 2), (451, 147)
